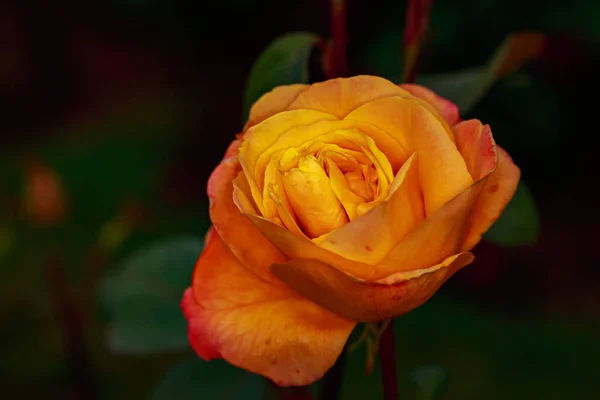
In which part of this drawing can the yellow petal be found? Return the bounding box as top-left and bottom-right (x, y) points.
(239, 109), (337, 214)
(288, 75), (412, 118)
(314, 154), (424, 265)
(232, 171), (258, 214)
(282, 156), (348, 238)
(183, 231), (355, 386)
(325, 159), (365, 220)
(253, 122), (394, 190)
(346, 96), (473, 215)
(244, 84), (309, 130)
(270, 252), (474, 322)
(375, 176), (486, 277)
(246, 213), (377, 279)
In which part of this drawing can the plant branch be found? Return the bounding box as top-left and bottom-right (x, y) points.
(379, 319), (398, 400)
(319, 346), (347, 400)
(329, 0), (347, 77)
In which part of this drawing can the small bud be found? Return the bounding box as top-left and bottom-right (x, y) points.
(22, 159), (68, 226)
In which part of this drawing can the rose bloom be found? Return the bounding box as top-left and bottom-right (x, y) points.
(182, 76), (519, 386)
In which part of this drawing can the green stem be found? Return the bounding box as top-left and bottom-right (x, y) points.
(379, 319), (398, 400)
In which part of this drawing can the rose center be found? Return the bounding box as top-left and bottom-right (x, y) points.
(275, 141), (386, 238)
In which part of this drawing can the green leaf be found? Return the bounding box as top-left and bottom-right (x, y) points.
(417, 32), (545, 113)
(416, 68), (481, 107)
(151, 358), (265, 400)
(402, 365), (450, 400)
(484, 181), (540, 247)
(242, 32), (321, 122)
(99, 236), (204, 354)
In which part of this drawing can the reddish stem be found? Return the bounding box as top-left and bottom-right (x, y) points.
(329, 0), (347, 78)
(45, 255), (96, 399)
(272, 385), (313, 400)
(403, 0), (434, 83)
(379, 320), (398, 400)
(319, 346), (347, 400)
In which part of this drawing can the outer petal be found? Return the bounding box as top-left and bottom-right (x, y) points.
(244, 84), (309, 130)
(400, 83), (461, 126)
(208, 141), (285, 281)
(182, 232), (355, 386)
(288, 75), (413, 118)
(372, 121), (502, 275)
(313, 153), (424, 264)
(461, 146), (520, 251)
(453, 119), (498, 181)
(270, 252), (474, 322)
(375, 176), (486, 276)
(346, 96), (473, 215)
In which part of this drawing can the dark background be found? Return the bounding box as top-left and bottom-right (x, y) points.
(1, 0), (599, 398)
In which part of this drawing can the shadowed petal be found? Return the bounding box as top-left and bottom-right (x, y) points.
(270, 253), (473, 322)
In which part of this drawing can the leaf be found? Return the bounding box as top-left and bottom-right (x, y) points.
(151, 358), (265, 400)
(242, 32), (321, 122)
(484, 181), (540, 247)
(416, 67), (481, 105)
(99, 236), (204, 354)
(417, 32), (546, 113)
(402, 364), (450, 400)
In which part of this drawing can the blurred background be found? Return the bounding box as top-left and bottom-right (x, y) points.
(1, 0), (599, 398)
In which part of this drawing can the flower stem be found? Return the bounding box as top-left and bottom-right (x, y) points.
(402, 0), (434, 83)
(379, 319), (398, 400)
(319, 346), (347, 400)
(329, 0), (347, 78)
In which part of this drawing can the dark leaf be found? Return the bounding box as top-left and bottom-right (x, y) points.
(99, 236), (203, 354)
(242, 32), (321, 122)
(484, 181), (540, 247)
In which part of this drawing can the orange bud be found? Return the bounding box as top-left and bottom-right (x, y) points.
(23, 159), (68, 226)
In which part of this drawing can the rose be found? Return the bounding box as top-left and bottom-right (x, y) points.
(182, 76), (520, 386)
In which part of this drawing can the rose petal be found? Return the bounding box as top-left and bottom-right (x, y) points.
(246, 213), (377, 279)
(374, 175), (486, 276)
(326, 159), (366, 220)
(461, 146), (520, 251)
(313, 153), (424, 264)
(400, 83), (461, 126)
(453, 119), (498, 181)
(282, 155), (348, 238)
(182, 232), (355, 386)
(251, 121), (395, 190)
(288, 75), (412, 118)
(244, 84), (309, 130)
(346, 96), (473, 215)
(270, 252), (474, 322)
(240, 110), (337, 213)
(208, 143), (285, 282)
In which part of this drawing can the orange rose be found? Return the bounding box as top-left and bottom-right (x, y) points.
(182, 76), (520, 386)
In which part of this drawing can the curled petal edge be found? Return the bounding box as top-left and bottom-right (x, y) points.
(271, 252), (474, 322)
